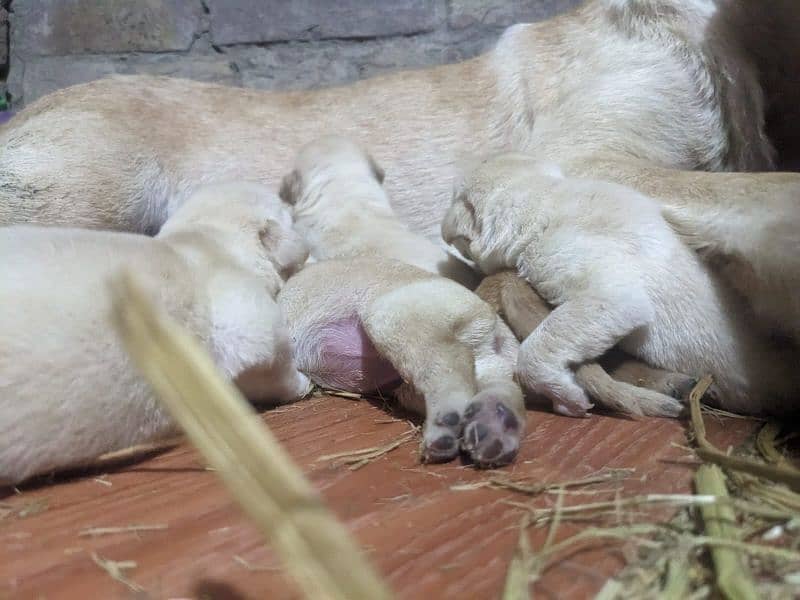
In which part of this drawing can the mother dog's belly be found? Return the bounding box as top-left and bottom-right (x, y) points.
(299, 315), (401, 394)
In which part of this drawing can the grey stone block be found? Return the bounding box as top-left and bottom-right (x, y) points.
(5, 0), (544, 108)
(448, 0), (583, 30)
(0, 9), (8, 68)
(208, 0), (445, 46)
(229, 31), (495, 93)
(350, 33), (492, 78)
(232, 43), (363, 91)
(12, 0), (203, 56)
(9, 53), (241, 106)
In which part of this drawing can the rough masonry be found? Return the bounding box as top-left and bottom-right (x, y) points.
(4, 0), (582, 107)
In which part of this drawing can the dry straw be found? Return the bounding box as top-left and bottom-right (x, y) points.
(694, 464), (759, 600)
(689, 375), (800, 490)
(109, 270), (393, 600)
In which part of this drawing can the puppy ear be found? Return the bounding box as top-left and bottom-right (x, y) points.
(441, 196), (476, 245)
(367, 154), (385, 184)
(278, 170), (301, 205)
(258, 219), (309, 279)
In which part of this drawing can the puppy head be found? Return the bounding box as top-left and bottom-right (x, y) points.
(443, 153), (563, 273)
(165, 181), (308, 286)
(441, 186), (480, 264)
(279, 135), (385, 209)
(442, 152), (509, 269)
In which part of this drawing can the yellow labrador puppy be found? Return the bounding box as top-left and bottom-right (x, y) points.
(563, 157), (800, 342)
(0, 183), (310, 485)
(443, 154), (799, 417)
(277, 137), (523, 467)
(279, 135), (479, 289)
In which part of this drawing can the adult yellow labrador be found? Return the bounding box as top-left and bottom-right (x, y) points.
(1, 0), (798, 400)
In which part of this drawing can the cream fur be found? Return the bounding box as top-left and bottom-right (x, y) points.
(0, 0), (796, 429)
(280, 135), (479, 288)
(0, 1), (794, 344)
(443, 154), (799, 416)
(278, 137), (524, 467)
(562, 157), (800, 341)
(475, 272), (700, 418)
(0, 182), (311, 484)
(0, 0), (780, 236)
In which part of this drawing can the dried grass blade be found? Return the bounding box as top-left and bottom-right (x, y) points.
(695, 464), (759, 600)
(91, 553), (143, 593)
(688, 376), (800, 490)
(109, 270), (393, 600)
(502, 517), (533, 600)
(755, 422), (788, 465)
(79, 524), (168, 537)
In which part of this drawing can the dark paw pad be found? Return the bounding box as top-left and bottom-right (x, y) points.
(422, 411), (464, 463)
(422, 432), (460, 463)
(461, 395), (522, 468)
(437, 411), (461, 427)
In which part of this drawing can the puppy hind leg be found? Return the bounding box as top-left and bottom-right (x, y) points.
(461, 315), (526, 468)
(234, 326), (312, 405)
(574, 363), (685, 418)
(474, 271), (551, 340)
(360, 284), (478, 463)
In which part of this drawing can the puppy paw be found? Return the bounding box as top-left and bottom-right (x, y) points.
(421, 410), (463, 463)
(552, 392), (593, 418)
(294, 371), (314, 398)
(539, 378), (592, 418)
(461, 393), (522, 468)
(518, 362), (593, 418)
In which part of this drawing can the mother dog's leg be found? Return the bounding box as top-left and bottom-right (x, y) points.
(361, 279), (524, 467)
(476, 272), (691, 417)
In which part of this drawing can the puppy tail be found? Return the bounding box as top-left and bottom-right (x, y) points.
(574, 363), (684, 418)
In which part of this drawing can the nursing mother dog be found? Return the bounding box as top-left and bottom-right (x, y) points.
(1, 2), (799, 387)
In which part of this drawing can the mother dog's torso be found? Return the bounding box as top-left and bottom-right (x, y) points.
(0, 0), (779, 239)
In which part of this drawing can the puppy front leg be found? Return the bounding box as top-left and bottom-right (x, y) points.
(478, 272), (685, 417)
(517, 286), (654, 417)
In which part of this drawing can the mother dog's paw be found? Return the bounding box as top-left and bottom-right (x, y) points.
(461, 392), (522, 468)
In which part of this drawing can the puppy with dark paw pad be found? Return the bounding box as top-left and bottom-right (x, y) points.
(279, 136), (525, 467)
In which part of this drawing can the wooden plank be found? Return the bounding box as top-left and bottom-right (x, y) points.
(0, 396), (754, 599)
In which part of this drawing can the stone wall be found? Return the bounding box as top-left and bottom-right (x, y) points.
(3, 0), (582, 107)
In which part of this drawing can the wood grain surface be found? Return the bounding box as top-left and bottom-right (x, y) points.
(0, 395), (755, 600)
